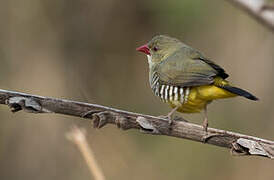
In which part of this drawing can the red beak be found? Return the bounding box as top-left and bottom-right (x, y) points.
(136, 44), (150, 55)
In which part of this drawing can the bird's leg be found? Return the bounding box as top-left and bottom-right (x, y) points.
(202, 106), (208, 132)
(167, 106), (179, 125)
(162, 106), (179, 125)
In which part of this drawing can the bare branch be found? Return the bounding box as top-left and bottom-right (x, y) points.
(225, 0), (274, 31)
(67, 126), (106, 180)
(0, 89), (273, 159)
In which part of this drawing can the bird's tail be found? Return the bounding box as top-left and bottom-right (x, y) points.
(220, 85), (258, 101)
(213, 77), (258, 101)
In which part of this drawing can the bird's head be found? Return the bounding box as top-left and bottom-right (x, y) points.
(136, 35), (183, 66)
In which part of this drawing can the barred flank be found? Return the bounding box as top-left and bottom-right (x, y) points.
(150, 72), (190, 103)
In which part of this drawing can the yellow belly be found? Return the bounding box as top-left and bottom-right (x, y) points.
(169, 85), (236, 113)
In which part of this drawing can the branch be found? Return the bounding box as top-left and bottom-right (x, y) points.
(225, 0), (274, 31)
(0, 89), (273, 159)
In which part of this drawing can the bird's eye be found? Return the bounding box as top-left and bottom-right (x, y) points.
(153, 46), (158, 51)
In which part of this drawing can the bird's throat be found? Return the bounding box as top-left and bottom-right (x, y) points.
(147, 55), (155, 69)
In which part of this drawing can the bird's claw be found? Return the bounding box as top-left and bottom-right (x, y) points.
(201, 134), (209, 143)
(158, 115), (174, 127)
(168, 117), (173, 126)
(173, 116), (188, 122)
(203, 123), (208, 132)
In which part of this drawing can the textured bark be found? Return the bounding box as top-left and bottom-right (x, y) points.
(0, 89), (273, 159)
(225, 0), (274, 32)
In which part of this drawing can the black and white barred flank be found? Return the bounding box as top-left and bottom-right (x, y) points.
(150, 72), (190, 103)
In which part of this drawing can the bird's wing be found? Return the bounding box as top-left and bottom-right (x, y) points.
(155, 47), (228, 87)
(198, 57), (229, 79)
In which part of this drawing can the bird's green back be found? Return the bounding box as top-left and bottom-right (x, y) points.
(153, 46), (224, 87)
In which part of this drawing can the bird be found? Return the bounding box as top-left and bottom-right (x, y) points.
(136, 35), (258, 131)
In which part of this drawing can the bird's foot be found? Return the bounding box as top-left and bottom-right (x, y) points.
(201, 133), (210, 143)
(173, 116), (188, 122)
(168, 116), (173, 126)
(158, 115), (173, 125)
(201, 116), (209, 142)
(202, 130), (209, 143)
(158, 106), (184, 130)
(158, 115), (188, 124)
(202, 120), (208, 132)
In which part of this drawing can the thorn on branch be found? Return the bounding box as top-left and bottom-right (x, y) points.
(83, 110), (133, 130)
(231, 138), (274, 159)
(231, 140), (251, 156)
(82, 110), (110, 128)
(136, 116), (160, 134)
(9, 102), (22, 113)
(7, 97), (51, 113)
(114, 115), (131, 130)
(92, 112), (109, 128)
(202, 133), (230, 143)
(234, 138), (273, 158)
(82, 110), (101, 118)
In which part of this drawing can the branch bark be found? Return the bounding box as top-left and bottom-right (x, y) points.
(0, 89), (273, 159)
(225, 0), (274, 32)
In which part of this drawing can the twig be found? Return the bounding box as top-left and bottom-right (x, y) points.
(67, 126), (105, 180)
(225, 0), (274, 32)
(0, 89), (273, 159)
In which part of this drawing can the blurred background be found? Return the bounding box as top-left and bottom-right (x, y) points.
(0, 0), (273, 179)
